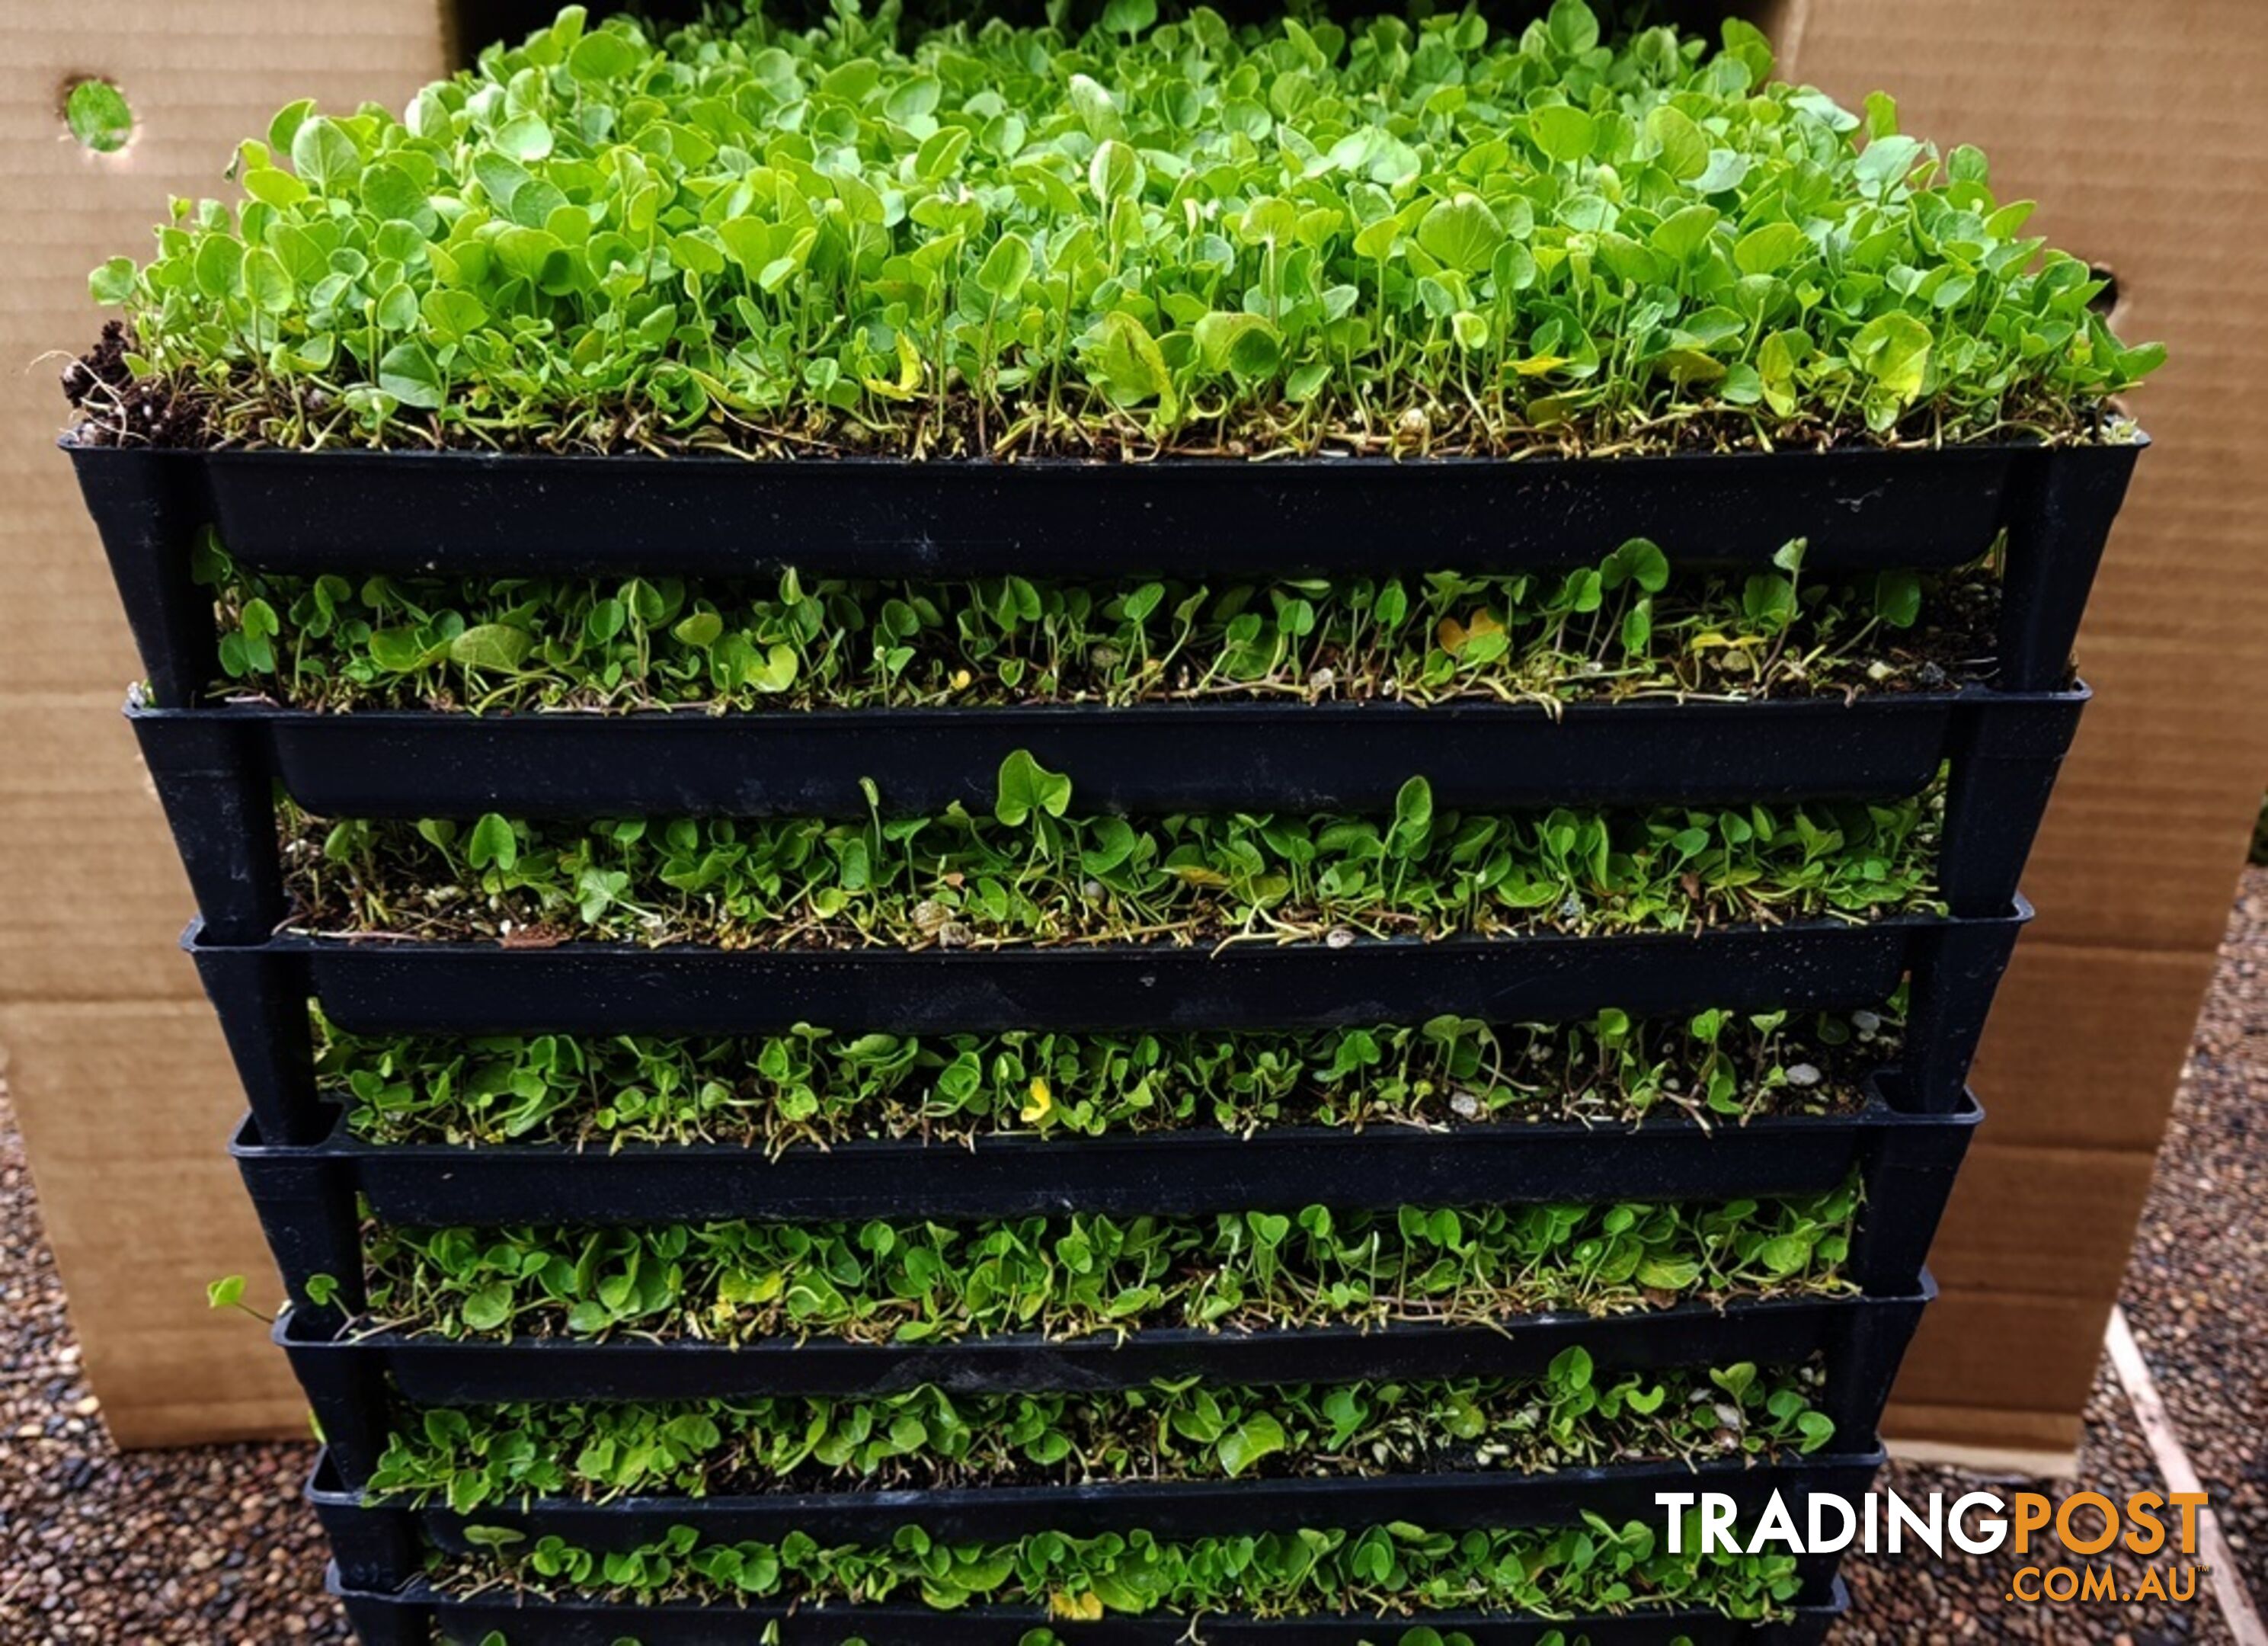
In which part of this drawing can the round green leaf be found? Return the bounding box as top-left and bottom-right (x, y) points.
(460, 1281), (514, 1331)
(466, 813), (520, 871)
(994, 748), (1073, 826)
(289, 116), (360, 191)
(449, 623), (534, 672)
(88, 256), (137, 306)
(192, 235), (244, 302)
(1415, 194), (1502, 274)
(1644, 104), (1708, 181)
(242, 247), (295, 315)
(1528, 104), (1596, 166)
(1649, 203), (1720, 265)
(976, 232), (1034, 302)
(1849, 311), (1934, 399)
(1547, 0), (1601, 54)
(379, 342), (446, 410)
(1216, 1413), (1288, 1478)
(569, 30), (639, 83)
(1733, 222), (1810, 277)
(493, 114), (555, 162)
(1088, 139), (1144, 206)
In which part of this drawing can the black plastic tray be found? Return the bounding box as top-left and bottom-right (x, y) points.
(308, 1444), (1883, 1577)
(328, 1565), (1847, 1646)
(69, 439), (2138, 701)
(130, 687), (2085, 943)
(190, 908), (2024, 1145)
(232, 1086), (1975, 1292)
(281, 1282), (1933, 1492)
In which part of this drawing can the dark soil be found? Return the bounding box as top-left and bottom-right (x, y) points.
(60, 320), (213, 449)
(59, 328), (2125, 463)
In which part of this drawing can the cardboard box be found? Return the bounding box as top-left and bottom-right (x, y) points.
(1771, 0), (2268, 1459)
(0, 1003), (303, 1445)
(1921, 1142), (2161, 1302)
(0, 1), (446, 1448)
(3, 0), (2262, 1456)
(1887, 1286), (2117, 1451)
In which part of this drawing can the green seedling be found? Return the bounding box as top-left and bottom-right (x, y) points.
(440, 1514), (1800, 1621)
(190, 532), (1982, 715)
(206, 1273), (273, 1325)
(371, 1358), (1835, 1511)
(472, 1625), (1665, 1646)
(289, 758), (1940, 949)
(82, 3), (2158, 456)
(321, 998), (1900, 1149)
(361, 1181), (1860, 1345)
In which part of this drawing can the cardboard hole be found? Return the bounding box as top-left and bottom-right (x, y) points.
(2087, 265), (2124, 323)
(62, 75), (134, 155)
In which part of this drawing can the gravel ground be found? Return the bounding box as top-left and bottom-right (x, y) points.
(1841, 1375), (2238, 1645)
(0, 1101), (342, 1644)
(1, 874), (2263, 1644)
(2119, 872), (2268, 1603)
(1839, 865), (2268, 1644)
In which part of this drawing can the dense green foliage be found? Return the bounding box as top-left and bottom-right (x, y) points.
(85, 1), (2158, 456)
(293, 757), (1938, 947)
(326, 1001), (1892, 1148)
(447, 1515), (1799, 1619)
(200, 529), (1984, 713)
(373, 1356), (1831, 1510)
(363, 1183), (1857, 1343)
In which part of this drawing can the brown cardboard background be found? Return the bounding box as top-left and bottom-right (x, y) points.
(3, 0), (2263, 1455)
(1773, 0), (2268, 1456)
(1883, 1290), (2111, 1453)
(0, 1004), (297, 1444)
(1923, 1143), (2160, 1301)
(0, 0), (446, 1448)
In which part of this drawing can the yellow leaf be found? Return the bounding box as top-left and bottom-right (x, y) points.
(1052, 1593), (1105, 1621)
(1438, 609), (1499, 658)
(862, 332), (925, 401)
(718, 1269), (784, 1306)
(1020, 1077), (1054, 1124)
(1167, 865), (1232, 888)
(950, 668), (973, 690)
(1512, 354), (1569, 377)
